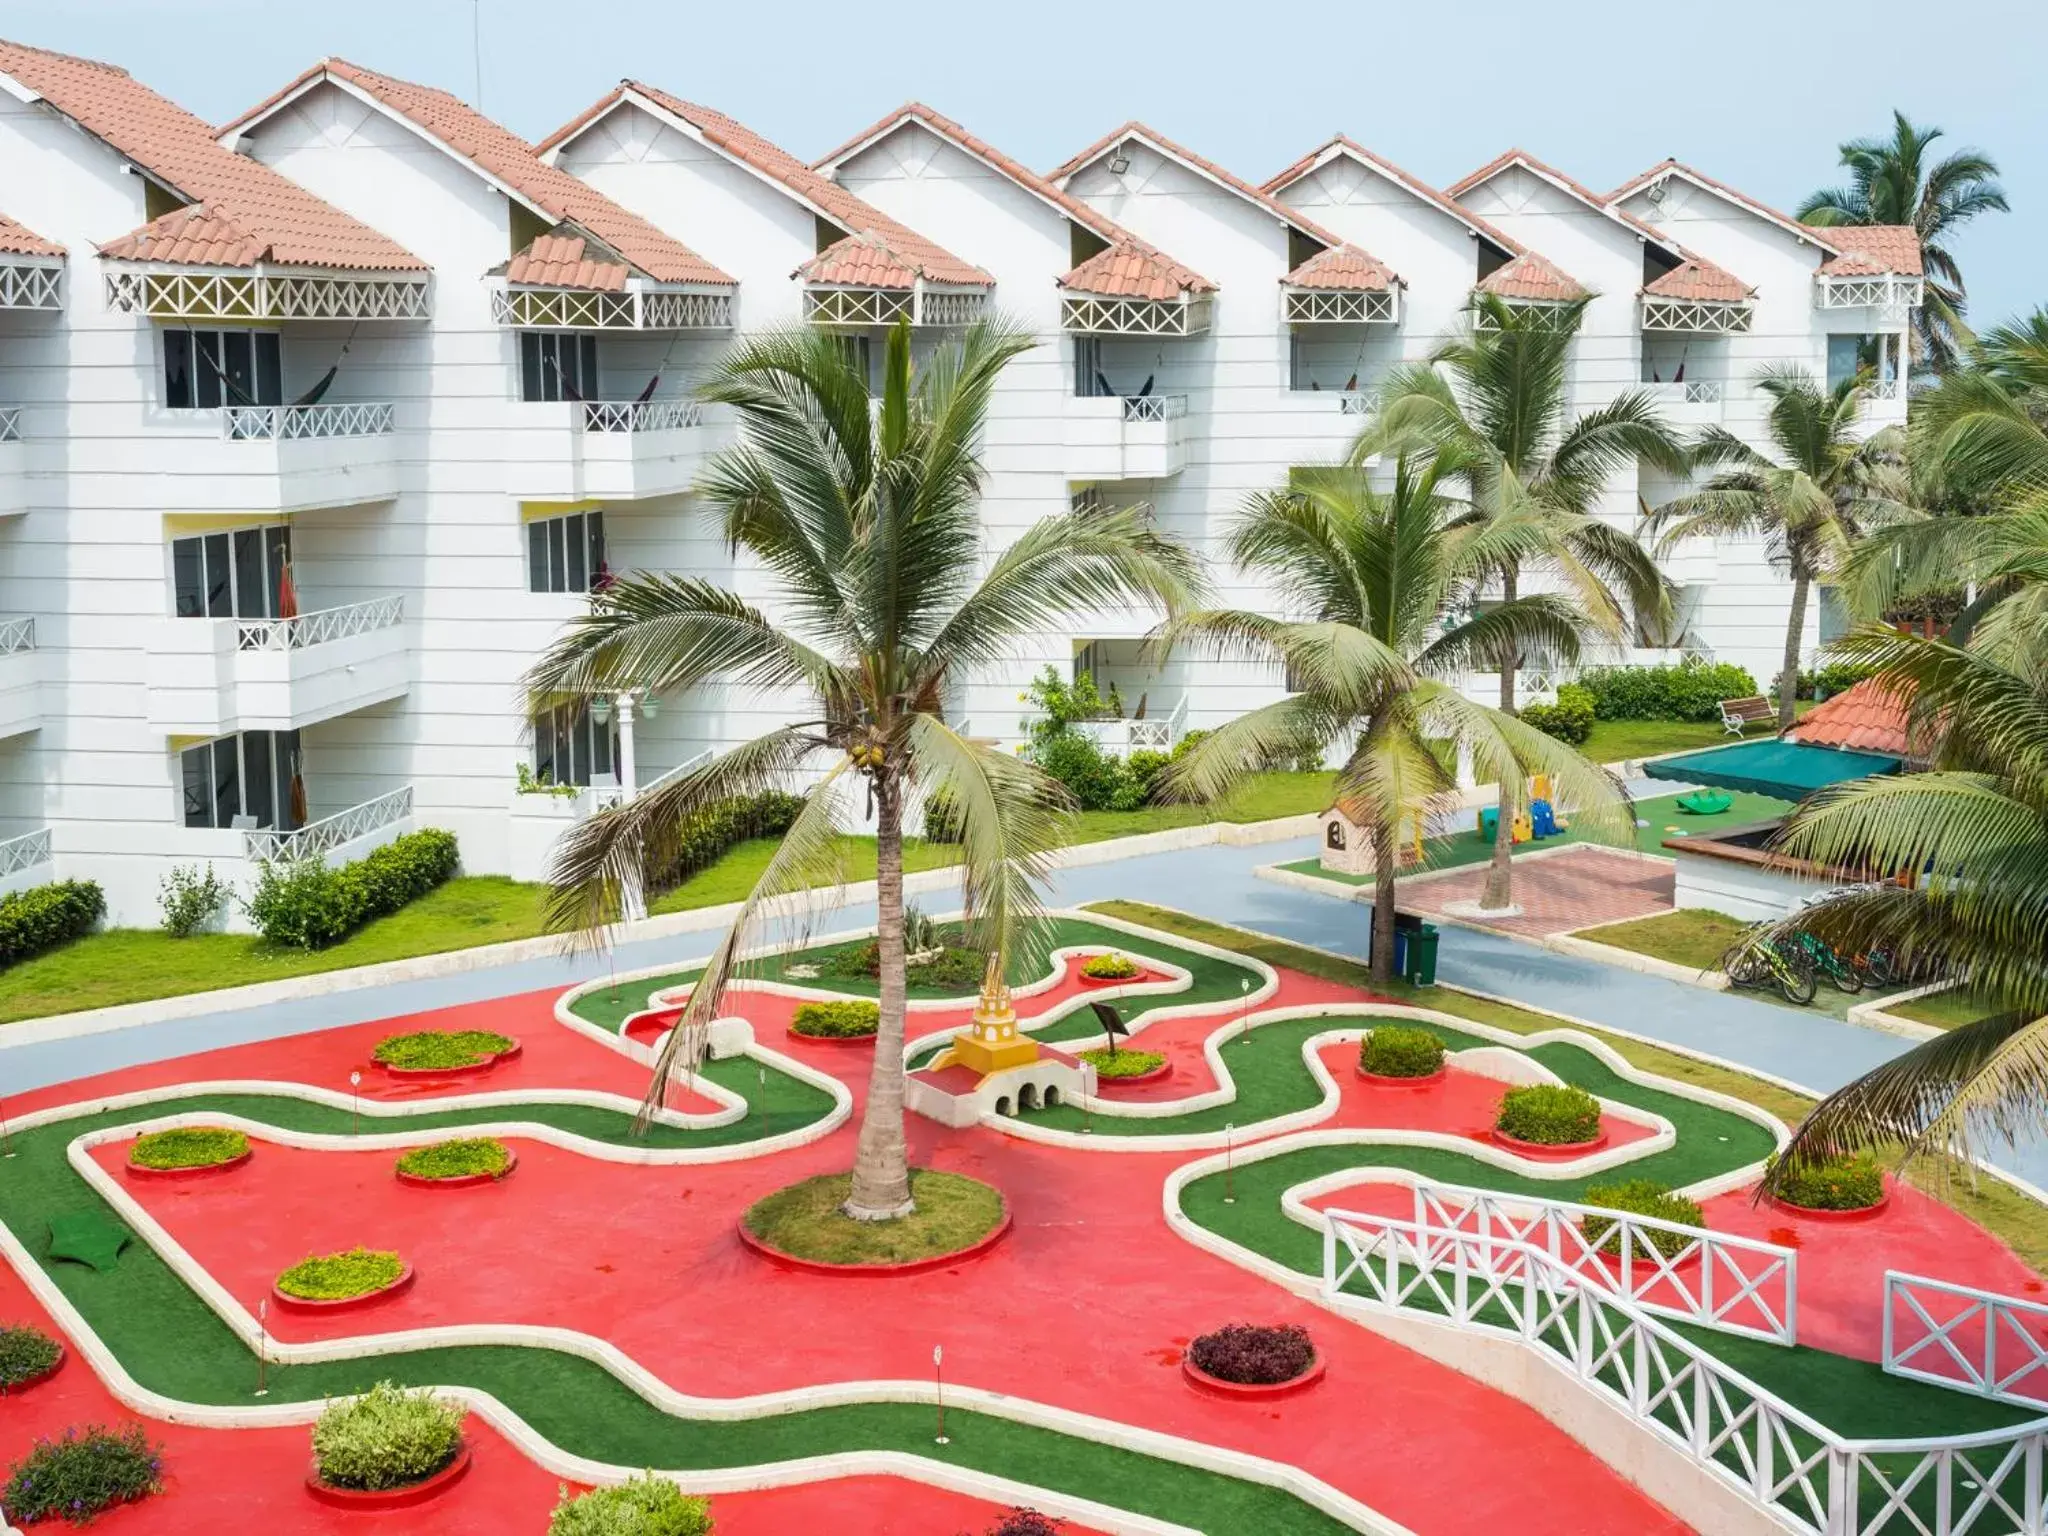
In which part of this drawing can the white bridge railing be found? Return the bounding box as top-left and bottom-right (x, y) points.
(0, 827), (51, 877)
(582, 398), (706, 433)
(0, 405), (19, 443)
(0, 615), (33, 656)
(1325, 1204), (2048, 1536)
(236, 595), (403, 653)
(1121, 393), (1188, 423)
(222, 402), (396, 441)
(245, 785), (413, 863)
(1887, 1272), (2048, 1412)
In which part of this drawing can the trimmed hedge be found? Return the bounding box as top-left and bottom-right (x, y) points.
(1519, 683), (1596, 746)
(245, 829), (459, 949)
(1496, 1083), (1603, 1145)
(1187, 1323), (1316, 1385)
(276, 1247), (406, 1301)
(1580, 1179), (1705, 1258)
(373, 1029), (514, 1071)
(396, 1138), (510, 1181)
(312, 1382), (464, 1492)
(549, 1473), (713, 1536)
(128, 1127), (248, 1171)
(1, 1424), (163, 1524)
(790, 1000), (880, 1039)
(0, 879), (104, 968)
(645, 790), (804, 892)
(1359, 1026), (1445, 1079)
(1080, 1046), (1165, 1079)
(1769, 1152), (1886, 1211)
(1080, 952), (1141, 980)
(1576, 659), (1761, 722)
(0, 1324), (62, 1389)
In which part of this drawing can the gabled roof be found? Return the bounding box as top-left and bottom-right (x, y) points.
(222, 59), (730, 287)
(1285, 242), (1397, 291)
(1261, 134), (1524, 255)
(0, 210), (62, 259)
(1608, 160), (1841, 254)
(1059, 239), (1215, 300)
(1051, 120), (1344, 250)
(538, 82), (987, 289)
(1643, 255), (1753, 303)
(1786, 676), (1917, 757)
(0, 38), (423, 272)
(1819, 226), (1923, 278)
(1475, 250), (1588, 302)
(1449, 147), (1685, 259)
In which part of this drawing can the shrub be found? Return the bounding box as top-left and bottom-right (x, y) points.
(1495, 1083), (1603, 1145)
(644, 790), (804, 893)
(1187, 1323), (1316, 1385)
(1030, 729), (1126, 812)
(128, 1127), (247, 1171)
(983, 1513), (1064, 1536)
(276, 1247), (407, 1301)
(1080, 952), (1140, 980)
(1079, 1046), (1165, 1079)
(1768, 1152), (1886, 1211)
(0, 1324), (62, 1389)
(819, 930), (987, 991)
(0, 879), (104, 968)
(158, 862), (230, 937)
(1, 1424), (163, 1524)
(1576, 659), (1761, 722)
(1169, 728), (1211, 761)
(1359, 1026), (1445, 1079)
(372, 1029), (514, 1071)
(396, 1138), (510, 1181)
(244, 829), (460, 949)
(550, 1474), (713, 1536)
(1519, 683), (1596, 746)
(1801, 661), (1878, 700)
(311, 1382), (465, 1492)
(790, 1000), (880, 1038)
(1580, 1179), (1706, 1259)
(1125, 749), (1171, 802)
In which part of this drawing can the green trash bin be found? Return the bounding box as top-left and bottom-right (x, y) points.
(1405, 923), (1440, 987)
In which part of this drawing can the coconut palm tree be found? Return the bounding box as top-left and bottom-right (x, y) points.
(1798, 111), (2009, 372)
(1157, 450), (1634, 982)
(1644, 367), (1913, 732)
(524, 319), (1198, 1220)
(1765, 626), (2048, 1181)
(1358, 294), (1680, 908)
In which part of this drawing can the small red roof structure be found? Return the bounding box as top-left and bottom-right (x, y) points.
(1475, 250), (1588, 302)
(1643, 255), (1754, 303)
(1285, 243), (1397, 291)
(0, 210), (62, 259)
(1786, 676), (1919, 758)
(1060, 238), (1215, 300)
(1819, 227), (1923, 277)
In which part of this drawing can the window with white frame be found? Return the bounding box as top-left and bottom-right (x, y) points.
(532, 699), (619, 788)
(172, 525), (292, 619)
(181, 729), (302, 831)
(519, 331), (600, 402)
(163, 327), (282, 409)
(526, 509), (606, 594)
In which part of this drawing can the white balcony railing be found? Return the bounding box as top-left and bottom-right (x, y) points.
(1121, 393), (1188, 423)
(221, 402), (396, 441)
(0, 406), (19, 443)
(235, 595), (404, 654)
(1338, 392), (1372, 416)
(1643, 379), (1723, 405)
(1070, 694), (1188, 756)
(0, 827), (50, 877)
(1886, 1271), (2048, 1411)
(0, 615), (32, 655)
(245, 784), (412, 863)
(1867, 378), (1905, 402)
(582, 398), (706, 433)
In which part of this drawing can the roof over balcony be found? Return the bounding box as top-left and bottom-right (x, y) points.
(1643, 255), (1752, 303)
(1062, 239), (1214, 301)
(1475, 250), (1587, 302)
(1285, 243), (1397, 291)
(0, 210), (63, 310)
(0, 211), (61, 261)
(1818, 227), (1923, 277)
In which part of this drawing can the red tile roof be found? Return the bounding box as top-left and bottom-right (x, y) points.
(1449, 147), (1683, 257)
(0, 210), (61, 259)
(1820, 226), (1923, 277)
(504, 233), (628, 291)
(1786, 676), (1916, 757)
(225, 60), (731, 287)
(0, 38), (423, 272)
(1285, 242), (1397, 291)
(540, 83), (987, 289)
(1643, 255), (1753, 303)
(1475, 250), (1587, 302)
(1261, 134), (1526, 256)
(1051, 120), (1344, 248)
(800, 230), (960, 290)
(1059, 238), (1214, 300)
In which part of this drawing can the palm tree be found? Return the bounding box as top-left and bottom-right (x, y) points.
(1157, 451), (1634, 982)
(1644, 367), (1912, 732)
(1799, 111), (2009, 372)
(1765, 626), (2048, 1181)
(1359, 294), (1680, 908)
(524, 319), (1198, 1220)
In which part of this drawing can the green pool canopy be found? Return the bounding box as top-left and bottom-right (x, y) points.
(1642, 738), (1900, 802)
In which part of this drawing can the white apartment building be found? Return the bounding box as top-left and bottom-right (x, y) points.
(0, 37), (1921, 927)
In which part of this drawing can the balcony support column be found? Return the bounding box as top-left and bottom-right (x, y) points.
(616, 692), (646, 922)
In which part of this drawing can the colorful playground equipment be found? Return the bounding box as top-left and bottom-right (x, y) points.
(1477, 773), (1567, 844)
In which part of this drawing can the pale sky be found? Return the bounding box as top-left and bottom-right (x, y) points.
(5, 0), (2042, 328)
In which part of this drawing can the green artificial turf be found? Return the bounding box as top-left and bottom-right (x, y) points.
(1573, 909), (1753, 972)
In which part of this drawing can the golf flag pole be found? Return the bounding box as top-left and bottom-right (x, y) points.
(934, 1344), (949, 1444)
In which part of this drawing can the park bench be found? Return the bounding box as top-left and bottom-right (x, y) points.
(1719, 695), (1775, 735)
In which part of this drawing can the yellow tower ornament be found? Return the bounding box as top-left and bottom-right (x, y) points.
(938, 953), (1041, 1075)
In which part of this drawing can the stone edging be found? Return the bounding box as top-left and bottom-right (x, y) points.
(1844, 981), (1951, 1041)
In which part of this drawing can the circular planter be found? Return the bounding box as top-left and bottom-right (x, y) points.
(1355, 1064), (1448, 1089)
(737, 1210), (1013, 1277)
(125, 1147), (254, 1180)
(1092, 1059), (1173, 1088)
(1764, 1187), (1891, 1223)
(0, 1343), (65, 1395)
(396, 1148), (518, 1190)
(1492, 1127), (1611, 1159)
(784, 1025), (877, 1048)
(375, 1038), (522, 1080)
(272, 1263), (416, 1313)
(1181, 1352), (1326, 1400)
(305, 1443), (470, 1510)
(1078, 969), (1145, 988)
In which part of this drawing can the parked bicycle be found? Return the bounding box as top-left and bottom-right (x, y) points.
(1787, 930), (1862, 995)
(1721, 930), (1818, 1005)
(1796, 885), (1899, 985)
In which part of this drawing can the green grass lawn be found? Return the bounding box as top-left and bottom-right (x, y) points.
(1888, 986), (2010, 1031)
(1573, 908), (1752, 971)
(1582, 703), (1817, 765)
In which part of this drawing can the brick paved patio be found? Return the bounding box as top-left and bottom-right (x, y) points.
(1398, 845), (1675, 938)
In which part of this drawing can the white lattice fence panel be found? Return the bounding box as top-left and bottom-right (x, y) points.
(105, 269), (426, 321)
(0, 615), (35, 655)
(916, 289), (989, 327)
(0, 828), (50, 877)
(638, 290), (734, 330)
(1060, 295), (1209, 336)
(1284, 289), (1397, 324)
(1121, 394), (1188, 423)
(582, 399), (705, 433)
(221, 403), (395, 441)
(0, 406), (18, 443)
(236, 595), (403, 653)
(0, 262), (62, 310)
(1641, 298), (1754, 334)
(245, 786), (413, 863)
(1888, 1272), (2048, 1410)
(803, 287), (913, 326)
